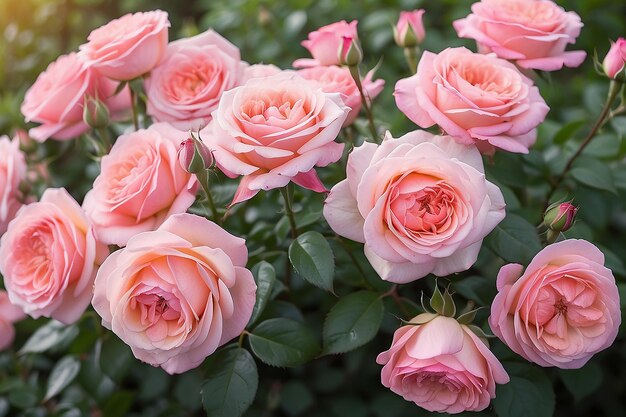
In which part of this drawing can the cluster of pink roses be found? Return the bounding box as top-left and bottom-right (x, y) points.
(0, 0), (622, 414)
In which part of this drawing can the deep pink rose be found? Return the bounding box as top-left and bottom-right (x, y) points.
(490, 239), (621, 369)
(0, 188), (109, 324)
(394, 10), (426, 47)
(83, 123), (198, 246)
(145, 29), (248, 130)
(206, 73), (349, 205)
(293, 20), (359, 68)
(395, 47), (549, 154)
(453, 0), (586, 71)
(92, 213), (257, 374)
(377, 314), (509, 414)
(79, 10), (170, 81)
(0, 291), (26, 351)
(603, 38), (626, 80)
(324, 131), (505, 283)
(0, 135), (27, 235)
(298, 65), (384, 126)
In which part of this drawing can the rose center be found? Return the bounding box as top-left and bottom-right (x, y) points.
(554, 298), (568, 315)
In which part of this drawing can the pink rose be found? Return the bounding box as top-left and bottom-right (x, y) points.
(0, 188), (109, 324)
(603, 38), (626, 80)
(293, 20), (359, 68)
(0, 291), (26, 351)
(206, 73), (349, 205)
(490, 239), (621, 369)
(79, 10), (170, 81)
(323, 131), (505, 283)
(92, 213), (257, 374)
(0, 135), (27, 235)
(145, 29), (248, 130)
(395, 47), (549, 154)
(394, 10), (426, 47)
(240, 64), (285, 83)
(298, 65), (384, 126)
(83, 123), (197, 246)
(453, 0), (586, 71)
(377, 314), (509, 414)
(21, 53), (131, 142)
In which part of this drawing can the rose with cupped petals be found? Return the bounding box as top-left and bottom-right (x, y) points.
(298, 65), (384, 126)
(0, 135), (27, 235)
(79, 10), (170, 81)
(293, 20), (358, 68)
(490, 239), (621, 369)
(0, 291), (26, 351)
(92, 213), (257, 374)
(83, 123), (197, 246)
(395, 47), (549, 154)
(0, 188), (109, 324)
(323, 131), (505, 283)
(145, 29), (248, 130)
(453, 0), (586, 71)
(603, 38), (626, 80)
(377, 314), (509, 414)
(21, 53), (131, 142)
(241, 64), (284, 83)
(206, 73), (349, 205)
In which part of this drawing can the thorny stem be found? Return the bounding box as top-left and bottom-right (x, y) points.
(196, 170), (220, 225)
(130, 88), (139, 131)
(280, 187), (298, 239)
(380, 284), (412, 318)
(348, 65), (380, 143)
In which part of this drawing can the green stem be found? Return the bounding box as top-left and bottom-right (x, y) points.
(348, 65), (379, 143)
(280, 187), (298, 238)
(196, 170), (220, 225)
(335, 235), (374, 291)
(403, 46), (419, 74)
(130, 89), (139, 131)
(238, 330), (248, 348)
(96, 127), (111, 153)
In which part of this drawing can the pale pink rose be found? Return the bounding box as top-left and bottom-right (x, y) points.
(324, 131), (505, 283)
(293, 20), (359, 68)
(240, 64), (285, 83)
(206, 73), (349, 205)
(395, 47), (549, 154)
(83, 123), (197, 246)
(394, 10), (426, 47)
(0, 291), (26, 351)
(92, 213), (256, 374)
(453, 0), (586, 71)
(603, 38), (626, 79)
(145, 29), (248, 130)
(490, 239), (621, 369)
(298, 65), (384, 126)
(79, 10), (170, 81)
(21, 53), (131, 142)
(0, 188), (109, 324)
(377, 314), (509, 414)
(0, 136), (27, 235)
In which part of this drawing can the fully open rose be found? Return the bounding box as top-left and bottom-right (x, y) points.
(0, 135), (26, 235)
(91, 213), (257, 374)
(324, 131), (505, 283)
(490, 239), (621, 369)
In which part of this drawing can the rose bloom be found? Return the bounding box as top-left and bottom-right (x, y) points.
(207, 73), (349, 205)
(240, 64), (284, 83)
(394, 10), (426, 47)
(21, 53), (130, 142)
(0, 135), (27, 235)
(395, 47), (549, 154)
(603, 38), (626, 80)
(79, 10), (170, 81)
(0, 291), (26, 351)
(377, 314), (509, 414)
(453, 0), (586, 71)
(298, 65), (384, 126)
(324, 131), (505, 283)
(490, 239), (621, 369)
(0, 188), (109, 324)
(293, 20), (358, 68)
(84, 123), (197, 247)
(145, 29), (248, 130)
(92, 213), (257, 374)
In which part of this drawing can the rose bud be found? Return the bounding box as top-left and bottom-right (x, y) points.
(83, 96), (110, 129)
(338, 36), (363, 67)
(603, 38), (626, 80)
(544, 201), (577, 233)
(394, 10), (426, 48)
(178, 135), (214, 174)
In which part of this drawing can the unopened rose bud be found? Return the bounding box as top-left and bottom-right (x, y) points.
(178, 136), (214, 174)
(338, 36), (363, 67)
(83, 96), (110, 129)
(544, 201), (578, 233)
(394, 10), (426, 48)
(603, 38), (626, 80)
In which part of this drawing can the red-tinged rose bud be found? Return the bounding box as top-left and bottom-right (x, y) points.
(338, 35), (363, 67)
(603, 38), (626, 80)
(178, 136), (214, 174)
(394, 10), (426, 48)
(83, 95), (110, 129)
(544, 201), (578, 233)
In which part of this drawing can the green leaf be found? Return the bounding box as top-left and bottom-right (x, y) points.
(323, 291), (384, 354)
(201, 345), (258, 417)
(102, 391), (134, 417)
(553, 119), (586, 144)
(570, 157), (616, 193)
(493, 362), (555, 417)
(19, 320), (79, 355)
(288, 231), (335, 292)
(100, 336), (134, 382)
(249, 261), (277, 326)
(486, 214), (542, 265)
(249, 318), (320, 367)
(559, 362), (603, 402)
(44, 355), (80, 401)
